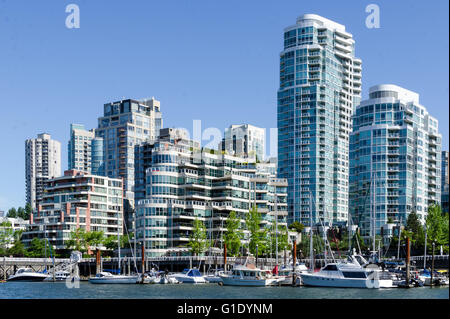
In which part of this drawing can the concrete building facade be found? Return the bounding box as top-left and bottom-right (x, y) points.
(25, 133), (61, 210)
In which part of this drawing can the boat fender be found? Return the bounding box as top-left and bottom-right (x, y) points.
(218, 281), (223, 286)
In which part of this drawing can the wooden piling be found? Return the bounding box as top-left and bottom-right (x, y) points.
(96, 249), (101, 274)
(224, 243), (227, 271)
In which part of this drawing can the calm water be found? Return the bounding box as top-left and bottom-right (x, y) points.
(0, 282), (448, 299)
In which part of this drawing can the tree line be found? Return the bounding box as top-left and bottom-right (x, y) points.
(5, 203), (33, 220)
(1, 204), (448, 258)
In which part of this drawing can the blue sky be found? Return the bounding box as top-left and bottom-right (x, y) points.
(0, 0), (448, 211)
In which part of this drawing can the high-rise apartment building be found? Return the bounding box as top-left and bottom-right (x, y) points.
(219, 124), (265, 160)
(134, 128), (200, 203)
(134, 137), (287, 257)
(25, 133), (61, 210)
(23, 170), (123, 251)
(350, 85), (442, 237)
(96, 98), (163, 214)
(277, 14), (362, 226)
(68, 124), (95, 173)
(442, 151), (449, 190)
(442, 151), (449, 213)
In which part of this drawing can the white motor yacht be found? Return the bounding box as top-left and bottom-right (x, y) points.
(7, 268), (49, 282)
(89, 272), (139, 284)
(219, 265), (281, 287)
(168, 268), (207, 284)
(300, 254), (394, 288)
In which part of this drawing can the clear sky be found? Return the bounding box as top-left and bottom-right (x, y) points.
(0, 0), (448, 211)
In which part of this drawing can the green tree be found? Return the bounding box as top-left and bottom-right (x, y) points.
(298, 233), (325, 257)
(120, 232), (134, 249)
(85, 231), (105, 251)
(188, 218), (209, 256)
(27, 238), (54, 257)
(0, 221), (14, 255)
(25, 203), (33, 217)
(16, 207), (26, 220)
(268, 221), (289, 258)
(7, 208), (17, 218)
(352, 231), (367, 252)
(65, 228), (88, 253)
(103, 235), (118, 251)
(8, 230), (26, 257)
(405, 211), (425, 250)
(224, 211), (243, 256)
(288, 221), (305, 234)
(426, 205), (449, 253)
(245, 206), (268, 257)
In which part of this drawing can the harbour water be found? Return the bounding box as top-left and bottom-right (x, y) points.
(0, 282), (448, 299)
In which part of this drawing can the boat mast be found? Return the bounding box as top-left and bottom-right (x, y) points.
(348, 214), (352, 254)
(275, 192), (278, 271)
(372, 175), (376, 255)
(423, 225), (427, 270)
(117, 208), (121, 274)
(309, 191), (313, 272)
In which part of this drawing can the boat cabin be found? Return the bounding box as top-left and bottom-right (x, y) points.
(182, 269), (203, 277)
(231, 268), (267, 279)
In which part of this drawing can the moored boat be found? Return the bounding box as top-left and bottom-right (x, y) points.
(89, 272), (139, 284)
(168, 268), (207, 284)
(7, 268), (49, 282)
(219, 264), (281, 287)
(300, 254), (394, 288)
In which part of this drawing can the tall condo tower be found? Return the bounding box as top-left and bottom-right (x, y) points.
(96, 98), (162, 216)
(350, 85), (441, 237)
(25, 133), (61, 210)
(277, 14), (362, 226)
(68, 124), (95, 173)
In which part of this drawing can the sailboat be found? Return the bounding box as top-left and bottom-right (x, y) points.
(89, 210), (138, 284)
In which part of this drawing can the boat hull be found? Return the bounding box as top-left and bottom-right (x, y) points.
(220, 276), (279, 287)
(7, 275), (48, 282)
(205, 276), (223, 283)
(170, 275), (207, 284)
(89, 276), (138, 284)
(300, 273), (391, 288)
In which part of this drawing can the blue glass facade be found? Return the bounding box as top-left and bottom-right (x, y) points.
(91, 137), (105, 176)
(350, 85), (442, 237)
(277, 15), (361, 226)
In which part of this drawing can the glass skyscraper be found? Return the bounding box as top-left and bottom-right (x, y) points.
(277, 14), (362, 226)
(350, 84), (441, 237)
